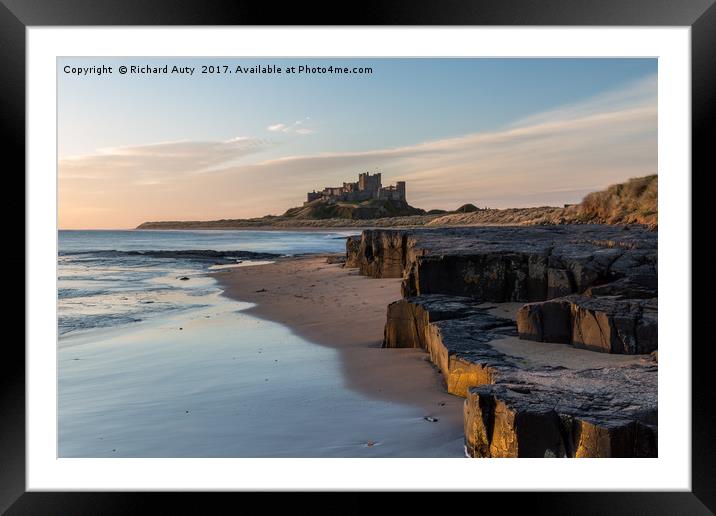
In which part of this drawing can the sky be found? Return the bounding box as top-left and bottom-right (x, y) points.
(58, 58), (657, 229)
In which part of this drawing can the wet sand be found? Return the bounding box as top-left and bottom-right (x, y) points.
(212, 255), (466, 444)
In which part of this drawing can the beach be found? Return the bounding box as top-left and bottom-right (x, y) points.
(212, 255), (466, 433)
(58, 230), (466, 457)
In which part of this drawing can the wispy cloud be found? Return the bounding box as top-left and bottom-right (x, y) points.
(60, 136), (269, 182)
(59, 75), (656, 229)
(236, 74), (657, 210)
(511, 74), (657, 128)
(267, 117), (315, 135)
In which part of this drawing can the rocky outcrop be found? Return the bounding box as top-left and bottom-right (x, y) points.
(384, 295), (483, 350)
(464, 364), (658, 458)
(347, 225), (656, 302)
(424, 314), (516, 397)
(325, 254), (347, 265)
(346, 225), (658, 458)
(380, 292), (658, 456)
(345, 236), (362, 268)
(284, 198), (424, 220)
(347, 230), (412, 278)
(383, 295), (516, 396)
(517, 295), (657, 354)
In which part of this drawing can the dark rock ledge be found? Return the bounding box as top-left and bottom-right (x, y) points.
(517, 295), (657, 354)
(465, 368), (657, 458)
(345, 225), (658, 458)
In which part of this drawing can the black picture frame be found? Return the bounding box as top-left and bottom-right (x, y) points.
(3, 1), (712, 513)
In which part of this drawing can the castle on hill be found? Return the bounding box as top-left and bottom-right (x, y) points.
(305, 172), (406, 205)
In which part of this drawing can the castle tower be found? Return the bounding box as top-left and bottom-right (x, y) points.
(358, 172), (382, 196)
(396, 181), (406, 201)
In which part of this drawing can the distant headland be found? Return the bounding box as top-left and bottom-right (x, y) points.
(136, 174), (657, 230)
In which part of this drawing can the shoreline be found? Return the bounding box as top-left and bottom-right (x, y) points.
(60, 246), (468, 457)
(211, 254), (466, 438)
(60, 288), (465, 457)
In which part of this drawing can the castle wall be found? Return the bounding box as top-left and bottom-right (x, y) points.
(377, 181), (406, 201)
(344, 190), (374, 202)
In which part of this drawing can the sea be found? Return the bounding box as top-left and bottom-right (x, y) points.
(57, 230), (465, 458)
(58, 229), (354, 337)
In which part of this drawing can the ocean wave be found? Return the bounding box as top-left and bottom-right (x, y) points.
(59, 249), (281, 261)
(58, 287), (109, 300)
(58, 302), (209, 336)
(58, 313), (144, 335)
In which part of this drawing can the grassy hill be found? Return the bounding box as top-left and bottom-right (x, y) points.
(282, 198), (425, 220)
(424, 175), (657, 228)
(426, 175), (657, 228)
(573, 174), (657, 225)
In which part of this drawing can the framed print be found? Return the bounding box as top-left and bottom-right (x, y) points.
(4, 0), (713, 512)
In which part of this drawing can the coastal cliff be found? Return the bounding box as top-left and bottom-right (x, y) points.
(345, 224), (658, 458)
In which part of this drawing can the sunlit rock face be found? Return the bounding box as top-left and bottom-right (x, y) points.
(517, 295), (658, 354)
(347, 224), (658, 458)
(464, 372), (658, 458)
